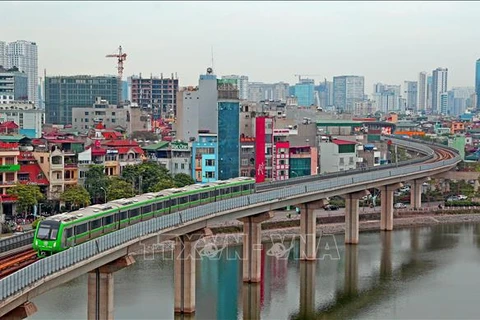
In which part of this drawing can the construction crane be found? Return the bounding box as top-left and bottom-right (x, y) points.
(106, 45), (127, 79)
(294, 74), (323, 82)
(106, 45), (127, 104)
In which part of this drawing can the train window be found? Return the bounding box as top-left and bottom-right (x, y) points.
(189, 194), (199, 202)
(201, 192), (209, 200)
(120, 211), (128, 220)
(155, 202), (164, 211)
(66, 228), (73, 238)
(90, 219), (102, 230)
(129, 208), (140, 218)
(170, 198), (177, 206)
(103, 215), (114, 225)
(75, 223), (88, 235)
(215, 189), (220, 196)
(142, 205), (152, 214)
(178, 196), (188, 204)
(232, 186), (240, 193)
(242, 184), (250, 191)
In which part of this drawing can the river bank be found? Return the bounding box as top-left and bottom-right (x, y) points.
(133, 211), (480, 256)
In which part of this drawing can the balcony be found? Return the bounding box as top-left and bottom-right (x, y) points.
(104, 161), (118, 167)
(64, 163), (78, 168)
(0, 164), (20, 172)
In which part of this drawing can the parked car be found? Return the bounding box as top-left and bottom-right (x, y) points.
(324, 204), (339, 211)
(446, 196), (460, 202)
(394, 202), (407, 209)
(457, 195), (468, 200)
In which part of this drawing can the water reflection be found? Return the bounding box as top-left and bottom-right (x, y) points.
(299, 261), (316, 319)
(344, 245), (358, 296)
(242, 283), (261, 320)
(379, 231), (392, 280)
(30, 223), (480, 320)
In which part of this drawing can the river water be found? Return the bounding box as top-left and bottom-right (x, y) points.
(30, 223), (480, 319)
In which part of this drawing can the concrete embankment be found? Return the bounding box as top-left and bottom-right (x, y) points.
(134, 210), (480, 255)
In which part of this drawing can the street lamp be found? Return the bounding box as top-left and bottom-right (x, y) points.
(291, 170), (299, 178)
(100, 187), (107, 204)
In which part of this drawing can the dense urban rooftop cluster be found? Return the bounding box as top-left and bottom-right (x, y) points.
(0, 39), (479, 220)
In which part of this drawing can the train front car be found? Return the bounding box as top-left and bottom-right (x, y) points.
(33, 220), (63, 257)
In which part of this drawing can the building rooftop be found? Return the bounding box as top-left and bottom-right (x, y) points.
(0, 135), (28, 143)
(316, 120), (363, 127)
(332, 139), (357, 145)
(142, 141), (170, 151)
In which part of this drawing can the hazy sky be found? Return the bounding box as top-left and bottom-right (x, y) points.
(2, 1), (480, 94)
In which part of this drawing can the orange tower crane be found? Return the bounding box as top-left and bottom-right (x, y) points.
(106, 46), (127, 104)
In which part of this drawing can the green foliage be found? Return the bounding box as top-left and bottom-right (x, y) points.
(84, 165), (109, 203)
(121, 162), (171, 193)
(60, 185), (91, 210)
(449, 180), (474, 196)
(7, 184), (43, 214)
(173, 173), (195, 187)
(32, 217), (43, 229)
(151, 179), (176, 192)
(107, 177), (135, 201)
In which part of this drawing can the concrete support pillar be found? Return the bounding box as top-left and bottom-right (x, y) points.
(344, 191), (368, 244)
(1, 302), (38, 320)
(410, 180), (424, 210)
(87, 255), (135, 320)
(380, 231), (392, 279)
(242, 283), (261, 320)
(297, 200), (327, 259)
(344, 245), (358, 296)
(238, 212), (273, 282)
(174, 228), (212, 314)
(299, 261), (316, 319)
(381, 183), (402, 231)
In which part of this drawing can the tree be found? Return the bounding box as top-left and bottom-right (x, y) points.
(7, 184), (44, 215)
(107, 177), (135, 201)
(151, 179), (176, 192)
(85, 165), (109, 204)
(60, 185), (91, 210)
(122, 162), (171, 193)
(173, 173), (195, 187)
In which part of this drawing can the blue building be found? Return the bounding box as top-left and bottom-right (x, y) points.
(192, 133), (218, 183)
(122, 80), (128, 102)
(294, 79), (315, 106)
(0, 67), (28, 100)
(218, 101), (240, 180)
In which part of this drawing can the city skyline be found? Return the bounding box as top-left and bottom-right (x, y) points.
(2, 1), (480, 93)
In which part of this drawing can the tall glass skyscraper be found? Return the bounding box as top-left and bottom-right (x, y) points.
(294, 79), (315, 106)
(45, 75), (119, 124)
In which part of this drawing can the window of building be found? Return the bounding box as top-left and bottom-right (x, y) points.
(349, 157), (354, 165)
(40, 157), (44, 164)
(205, 171), (215, 178)
(85, 111), (89, 116)
(181, 163), (185, 170)
(205, 159), (215, 166)
(5, 172), (14, 182)
(241, 159), (248, 166)
(175, 163), (178, 169)
(339, 158), (344, 165)
(5, 157), (15, 165)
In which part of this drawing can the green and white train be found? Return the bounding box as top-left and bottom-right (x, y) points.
(32, 177), (255, 257)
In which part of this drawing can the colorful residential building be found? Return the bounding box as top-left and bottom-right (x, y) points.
(289, 145), (318, 177)
(192, 133), (217, 183)
(318, 138), (358, 173)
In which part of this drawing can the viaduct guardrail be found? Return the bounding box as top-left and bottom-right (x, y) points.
(0, 136), (462, 313)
